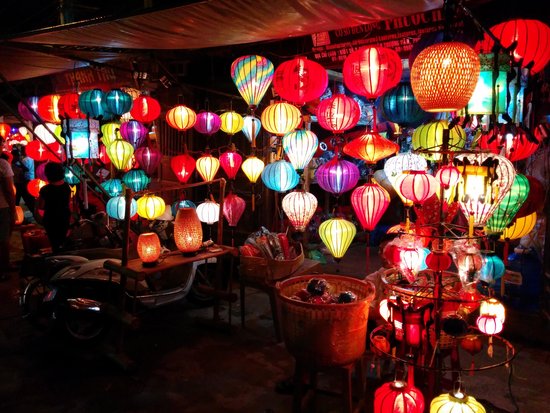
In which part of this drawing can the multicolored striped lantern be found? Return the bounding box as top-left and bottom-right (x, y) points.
(196, 153), (220, 182)
(242, 115), (261, 144)
(165, 105), (197, 131)
(260, 102), (302, 136)
(194, 111), (222, 136)
(230, 55), (274, 108)
(136, 194), (166, 220)
(319, 217), (356, 261)
(273, 57), (328, 105)
(282, 129), (318, 171)
(351, 183), (390, 231)
(261, 160), (299, 192)
(170, 153), (196, 183)
(282, 190), (318, 232)
(223, 192), (246, 227)
(315, 157), (360, 196)
(130, 95), (161, 123)
(106, 196), (137, 220)
(316, 94), (361, 134)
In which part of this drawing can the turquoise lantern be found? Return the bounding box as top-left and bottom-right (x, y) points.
(261, 160), (299, 192)
(104, 89), (133, 116)
(480, 251), (505, 284)
(122, 169), (150, 192)
(171, 199), (197, 216)
(79, 89), (110, 119)
(101, 179), (124, 197)
(379, 81), (429, 127)
(106, 196), (137, 220)
(64, 166), (81, 185)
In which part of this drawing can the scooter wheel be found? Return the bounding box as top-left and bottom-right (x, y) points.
(63, 311), (109, 343)
(21, 278), (55, 331)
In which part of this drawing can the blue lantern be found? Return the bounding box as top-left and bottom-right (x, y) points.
(379, 82), (429, 128)
(104, 89), (133, 116)
(79, 89), (109, 119)
(171, 199), (197, 216)
(106, 196), (137, 220)
(101, 179), (124, 197)
(64, 166), (81, 185)
(261, 160), (299, 192)
(122, 169), (150, 192)
(480, 251), (505, 284)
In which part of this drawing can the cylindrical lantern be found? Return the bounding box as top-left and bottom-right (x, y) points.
(500, 212), (536, 241)
(130, 95), (161, 123)
(136, 194), (166, 220)
(412, 120), (467, 161)
(242, 115), (261, 143)
(197, 200), (220, 224)
(436, 164), (461, 189)
(165, 105), (197, 131)
(273, 57), (328, 105)
(101, 179), (124, 197)
(196, 154), (220, 182)
(170, 153), (196, 183)
(380, 81), (428, 127)
(122, 169), (150, 192)
(230, 55), (274, 108)
(241, 156), (265, 183)
(351, 183), (390, 232)
(137, 232), (161, 266)
(260, 102), (302, 136)
(319, 218), (356, 261)
(374, 380), (424, 413)
(398, 171), (438, 205)
(316, 94), (361, 134)
(223, 192), (246, 227)
(107, 139), (135, 171)
(104, 89), (133, 116)
(220, 111), (244, 135)
(282, 190), (318, 232)
(219, 150), (243, 180)
(282, 129), (318, 171)
(261, 160), (300, 193)
(134, 147), (162, 175)
(106, 196), (137, 220)
(343, 130), (399, 164)
(315, 157), (360, 196)
(194, 111), (222, 136)
(411, 42), (480, 112)
(430, 390), (486, 413)
(486, 174), (529, 235)
(174, 208), (203, 253)
(467, 53), (509, 114)
(343, 46), (403, 99)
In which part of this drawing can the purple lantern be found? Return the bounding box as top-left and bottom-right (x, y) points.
(18, 96), (40, 122)
(315, 157), (360, 195)
(223, 192), (246, 227)
(194, 111), (221, 136)
(135, 147), (162, 175)
(120, 120), (148, 149)
(35, 162), (48, 181)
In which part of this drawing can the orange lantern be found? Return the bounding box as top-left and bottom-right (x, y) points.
(37, 94), (61, 124)
(166, 105), (197, 131)
(0, 123), (11, 138)
(343, 130), (398, 164)
(27, 178), (46, 198)
(137, 232), (162, 266)
(174, 208), (203, 254)
(260, 102), (302, 136)
(15, 205), (25, 225)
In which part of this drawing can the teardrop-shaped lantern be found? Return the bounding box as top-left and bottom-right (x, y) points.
(79, 89), (108, 119)
(58, 93), (86, 119)
(223, 192), (246, 227)
(351, 183), (390, 231)
(107, 139), (135, 171)
(170, 153), (196, 183)
(197, 200), (220, 224)
(343, 130), (398, 164)
(220, 111), (244, 135)
(37, 94), (61, 124)
(282, 190), (318, 232)
(136, 193), (166, 220)
(315, 157), (360, 195)
(499, 211), (536, 241)
(411, 42), (480, 112)
(486, 174), (529, 235)
(219, 150), (243, 180)
(174, 208), (203, 253)
(260, 102), (302, 136)
(412, 120), (467, 161)
(343, 46), (403, 99)
(120, 120), (148, 149)
(379, 81), (429, 127)
(273, 57), (328, 105)
(196, 154), (220, 182)
(316, 94), (361, 134)
(374, 381), (424, 413)
(101, 179), (124, 197)
(282, 129), (318, 171)
(230, 55), (274, 108)
(241, 156), (265, 183)
(319, 218), (356, 261)
(134, 147), (162, 175)
(106, 196), (137, 220)
(130, 95), (161, 123)
(261, 160), (300, 192)
(122, 169), (150, 192)
(166, 105), (197, 131)
(104, 89), (133, 116)
(194, 111), (222, 136)
(101, 122), (121, 146)
(242, 115), (261, 143)
(398, 171), (439, 205)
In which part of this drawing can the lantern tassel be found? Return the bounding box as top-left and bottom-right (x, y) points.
(488, 336), (494, 358)
(469, 359), (475, 376)
(251, 184), (255, 212)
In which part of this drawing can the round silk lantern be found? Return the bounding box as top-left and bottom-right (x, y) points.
(315, 157), (360, 196)
(14, 205), (25, 225)
(476, 315), (503, 336)
(430, 390), (486, 413)
(412, 120), (467, 161)
(18, 96), (40, 122)
(194, 111), (221, 136)
(261, 160), (299, 192)
(343, 130), (398, 164)
(101, 122), (121, 146)
(64, 166), (81, 185)
(273, 57), (328, 105)
(27, 178), (46, 198)
(101, 179), (124, 197)
(380, 81), (428, 127)
(134, 147), (162, 175)
(260, 102), (302, 136)
(223, 192), (246, 227)
(79, 89), (109, 119)
(242, 115), (261, 143)
(436, 164), (461, 189)
(374, 380), (424, 413)
(241, 156), (265, 183)
(426, 250), (452, 272)
(170, 153), (196, 183)
(220, 111), (244, 135)
(343, 46), (402, 100)
(219, 150), (242, 180)
(47, 141), (65, 163)
(282, 190), (318, 232)
(107, 139), (135, 171)
(58, 93), (86, 119)
(37, 94), (61, 124)
(137, 232), (161, 266)
(122, 169), (150, 192)
(106, 196), (137, 220)
(130, 95), (161, 123)
(319, 217), (356, 261)
(230, 55), (274, 108)
(166, 105), (197, 131)
(0, 123), (11, 138)
(174, 208), (203, 253)
(316, 94), (361, 134)
(136, 194), (166, 220)
(197, 200), (220, 224)
(351, 183), (390, 232)
(26, 140), (50, 162)
(120, 120), (148, 149)
(104, 89), (133, 116)
(411, 42), (480, 112)
(398, 171), (438, 205)
(500, 212), (536, 241)
(171, 199), (196, 216)
(282, 129), (318, 171)
(486, 174), (529, 235)
(196, 154), (220, 182)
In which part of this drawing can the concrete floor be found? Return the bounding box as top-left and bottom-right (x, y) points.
(1, 236), (549, 413)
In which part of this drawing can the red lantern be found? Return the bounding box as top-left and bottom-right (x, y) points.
(426, 250), (452, 272)
(58, 93), (86, 119)
(130, 95), (161, 123)
(166, 105), (197, 131)
(135, 147), (162, 175)
(26, 140), (50, 162)
(273, 57), (328, 105)
(480, 125), (540, 162)
(37, 94), (61, 124)
(343, 130), (398, 164)
(223, 192), (246, 227)
(260, 102), (302, 136)
(170, 153), (196, 183)
(0, 123), (11, 138)
(137, 232), (162, 266)
(374, 381), (424, 413)
(343, 46), (403, 100)
(219, 150), (242, 180)
(99, 144), (111, 165)
(515, 175), (544, 218)
(398, 171), (438, 205)
(351, 183), (390, 232)
(47, 141), (65, 163)
(460, 334), (483, 356)
(476, 19), (550, 74)
(174, 208), (203, 254)
(27, 178), (46, 198)
(316, 94), (360, 134)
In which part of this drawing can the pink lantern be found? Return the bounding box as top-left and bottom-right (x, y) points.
(351, 183), (391, 232)
(316, 94), (360, 134)
(315, 156), (360, 196)
(134, 147), (162, 175)
(194, 111), (221, 136)
(436, 164), (461, 189)
(219, 150), (243, 180)
(223, 192), (246, 227)
(398, 171), (438, 205)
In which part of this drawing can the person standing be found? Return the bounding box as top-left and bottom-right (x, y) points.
(37, 162), (71, 253)
(0, 148), (16, 281)
(11, 146), (35, 217)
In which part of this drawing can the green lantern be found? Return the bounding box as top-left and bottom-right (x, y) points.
(467, 53), (509, 115)
(412, 120), (467, 161)
(319, 217), (356, 262)
(486, 174), (529, 234)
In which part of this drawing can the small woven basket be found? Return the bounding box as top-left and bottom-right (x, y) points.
(239, 244), (304, 283)
(276, 274), (375, 367)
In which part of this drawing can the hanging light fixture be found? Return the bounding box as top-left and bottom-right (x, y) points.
(134, 147), (162, 175)
(430, 389), (486, 413)
(101, 122), (121, 146)
(170, 153), (196, 184)
(500, 211), (537, 241)
(316, 94), (361, 134)
(104, 89), (133, 117)
(261, 160), (300, 193)
(374, 380), (424, 413)
(137, 232), (162, 266)
(260, 102), (302, 137)
(436, 164), (461, 189)
(174, 208), (203, 254)
(78, 89), (108, 119)
(101, 179), (124, 197)
(282, 190), (318, 232)
(130, 95), (161, 123)
(197, 200), (220, 224)
(58, 93), (86, 119)
(122, 169), (150, 192)
(165, 105), (197, 131)
(398, 171), (439, 205)
(223, 192), (246, 227)
(120, 120), (148, 149)
(282, 129), (318, 171)
(107, 139), (135, 171)
(319, 218), (356, 262)
(106, 196), (137, 220)
(136, 194), (166, 220)
(219, 149), (243, 180)
(273, 57), (328, 106)
(343, 130), (399, 164)
(315, 156), (360, 196)
(242, 115), (261, 144)
(412, 120), (467, 161)
(351, 183), (390, 232)
(241, 155), (265, 183)
(37, 94), (62, 124)
(486, 174), (529, 235)
(196, 153), (220, 182)
(230, 55), (274, 109)
(194, 111), (222, 136)
(379, 81), (429, 128)
(220, 111), (244, 136)
(480, 125), (541, 162)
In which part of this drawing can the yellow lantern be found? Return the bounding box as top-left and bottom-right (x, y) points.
(174, 208), (203, 254)
(220, 111), (244, 135)
(412, 120), (467, 161)
(479, 298), (505, 323)
(319, 217), (356, 262)
(500, 212), (536, 241)
(137, 232), (162, 266)
(241, 155), (265, 183)
(430, 390), (486, 413)
(196, 154), (220, 182)
(101, 122), (121, 146)
(260, 102), (302, 136)
(107, 139), (134, 171)
(136, 194), (166, 220)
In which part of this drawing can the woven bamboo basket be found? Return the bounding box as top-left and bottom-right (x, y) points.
(239, 244), (304, 283)
(276, 274), (375, 367)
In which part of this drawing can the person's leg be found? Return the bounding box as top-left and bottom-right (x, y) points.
(0, 208), (11, 280)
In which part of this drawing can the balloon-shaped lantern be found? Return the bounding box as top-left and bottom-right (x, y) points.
(379, 82), (429, 127)
(134, 147), (162, 175)
(122, 169), (150, 192)
(104, 89), (133, 116)
(486, 174), (529, 235)
(319, 218), (357, 261)
(260, 102), (302, 137)
(136, 194), (166, 220)
(343, 130), (399, 164)
(26, 140), (50, 162)
(282, 190), (318, 232)
(166, 105), (197, 131)
(316, 94), (361, 134)
(230, 55), (274, 108)
(196, 153), (220, 182)
(515, 176), (544, 219)
(220, 111), (244, 136)
(412, 120), (467, 161)
(261, 160), (300, 192)
(107, 139), (134, 171)
(398, 171), (439, 205)
(120, 120), (148, 149)
(130, 95), (161, 123)
(223, 192), (246, 227)
(273, 57), (328, 105)
(315, 157), (360, 196)
(219, 149), (243, 180)
(194, 111), (222, 136)
(170, 153), (196, 184)
(282, 129), (318, 171)
(197, 200), (220, 225)
(351, 183), (390, 232)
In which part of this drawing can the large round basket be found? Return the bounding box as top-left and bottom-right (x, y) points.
(276, 274), (375, 368)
